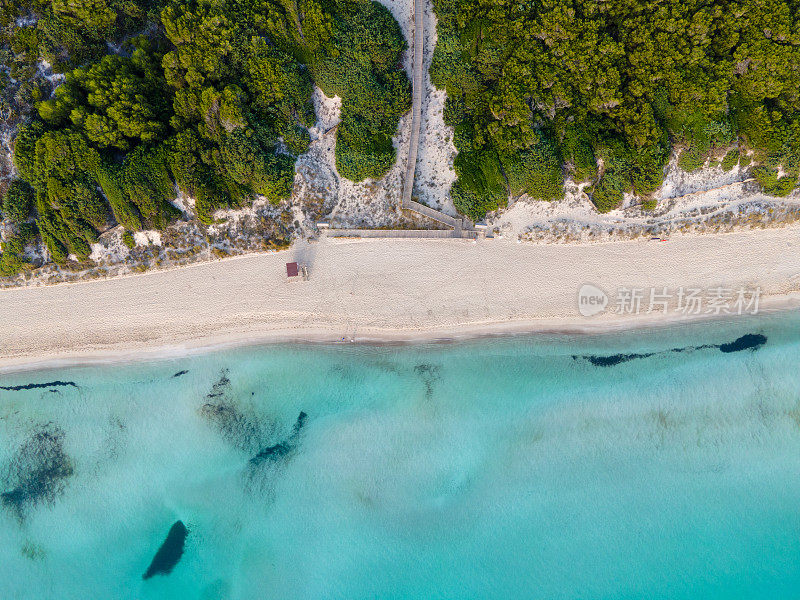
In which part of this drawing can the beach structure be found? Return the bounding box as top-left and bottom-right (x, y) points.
(286, 262), (309, 281)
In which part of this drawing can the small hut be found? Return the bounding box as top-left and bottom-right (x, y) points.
(286, 262), (309, 281)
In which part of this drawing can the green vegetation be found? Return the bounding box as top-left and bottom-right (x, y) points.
(1, 0), (410, 274)
(38, 41), (170, 150)
(310, 1), (411, 181)
(0, 222), (37, 276)
(431, 0), (800, 217)
(0, 0), (151, 77)
(641, 199), (658, 211)
(720, 149), (741, 172)
(1, 179), (34, 223)
(121, 228), (135, 249)
(753, 166), (796, 197)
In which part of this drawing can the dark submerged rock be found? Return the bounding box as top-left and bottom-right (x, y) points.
(199, 370), (263, 453)
(573, 334), (766, 368)
(670, 344), (716, 354)
(249, 412), (308, 466)
(143, 520), (188, 580)
(413, 364), (441, 397)
(250, 441), (293, 464)
(171, 370), (189, 378)
(205, 371), (230, 399)
(1, 425), (74, 521)
(291, 411), (308, 437)
(719, 333), (767, 353)
(573, 352), (655, 367)
(0, 381), (77, 391)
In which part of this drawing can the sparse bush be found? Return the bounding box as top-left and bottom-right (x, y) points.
(753, 166), (797, 197)
(720, 149), (740, 172)
(678, 149), (705, 172)
(641, 198), (657, 211)
(121, 229), (136, 249)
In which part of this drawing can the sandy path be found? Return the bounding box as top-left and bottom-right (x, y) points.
(2, 229), (800, 369)
(401, 0), (425, 207)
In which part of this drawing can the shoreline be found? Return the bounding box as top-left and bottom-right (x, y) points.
(0, 299), (799, 374)
(2, 228), (800, 374)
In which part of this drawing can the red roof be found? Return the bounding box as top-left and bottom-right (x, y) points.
(286, 262), (299, 277)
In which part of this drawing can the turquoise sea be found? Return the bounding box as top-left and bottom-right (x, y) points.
(2, 312), (800, 599)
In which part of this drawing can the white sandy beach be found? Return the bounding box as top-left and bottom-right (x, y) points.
(2, 227), (800, 370)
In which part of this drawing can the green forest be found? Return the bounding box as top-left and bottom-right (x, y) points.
(4, 0), (800, 276)
(431, 0), (800, 219)
(0, 0), (410, 274)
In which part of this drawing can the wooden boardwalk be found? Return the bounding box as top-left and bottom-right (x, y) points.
(324, 0), (476, 242)
(402, 0), (426, 210)
(397, 0), (474, 236)
(326, 228), (478, 240)
(405, 199), (459, 227)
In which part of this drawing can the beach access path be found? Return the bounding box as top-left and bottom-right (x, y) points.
(393, 0), (472, 237)
(402, 0), (426, 210)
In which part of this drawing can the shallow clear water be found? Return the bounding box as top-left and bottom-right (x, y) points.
(1, 312), (800, 599)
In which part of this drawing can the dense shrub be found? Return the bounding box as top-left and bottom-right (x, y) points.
(502, 135), (563, 201)
(120, 145), (180, 229)
(670, 112), (734, 173)
(2, 0), (412, 265)
(591, 136), (669, 212)
(641, 199), (658, 211)
(560, 125), (598, 183)
(0, 222), (38, 276)
(95, 161), (143, 231)
(2, 180), (34, 223)
(431, 0), (800, 217)
(451, 180), (505, 222)
(311, 1), (411, 181)
(678, 150), (705, 173)
(451, 148), (507, 219)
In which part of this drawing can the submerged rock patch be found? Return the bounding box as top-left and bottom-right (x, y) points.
(0, 381), (78, 392)
(142, 520), (188, 580)
(199, 370), (264, 453)
(171, 370), (189, 378)
(250, 412), (308, 466)
(1, 425), (74, 521)
(198, 371), (309, 476)
(21, 540), (46, 561)
(250, 440), (292, 463)
(574, 333), (768, 367)
(719, 334), (767, 353)
(414, 364), (441, 398)
(584, 353), (655, 367)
